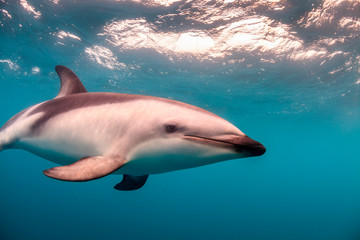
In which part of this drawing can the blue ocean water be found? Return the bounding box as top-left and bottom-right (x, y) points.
(1, 0), (360, 239)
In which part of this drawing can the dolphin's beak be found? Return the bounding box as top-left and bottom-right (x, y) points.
(184, 134), (266, 156)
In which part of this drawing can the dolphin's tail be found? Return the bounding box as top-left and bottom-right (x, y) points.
(0, 136), (5, 151)
(0, 127), (12, 152)
(0, 130), (5, 151)
(0, 135), (4, 152)
(1, 108), (33, 152)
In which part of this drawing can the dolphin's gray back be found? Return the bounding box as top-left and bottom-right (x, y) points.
(27, 92), (217, 134)
(28, 93), (142, 133)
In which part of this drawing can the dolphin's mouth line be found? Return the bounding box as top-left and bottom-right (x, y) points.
(183, 135), (240, 150)
(184, 135), (266, 156)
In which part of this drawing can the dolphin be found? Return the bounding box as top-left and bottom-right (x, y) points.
(0, 66), (266, 190)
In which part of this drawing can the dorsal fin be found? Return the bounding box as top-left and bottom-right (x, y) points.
(55, 65), (87, 98)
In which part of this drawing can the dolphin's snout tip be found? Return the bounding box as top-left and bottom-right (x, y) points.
(234, 135), (266, 157)
(239, 142), (266, 157)
(251, 144), (266, 156)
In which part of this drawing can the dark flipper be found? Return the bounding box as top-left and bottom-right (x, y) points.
(114, 175), (149, 191)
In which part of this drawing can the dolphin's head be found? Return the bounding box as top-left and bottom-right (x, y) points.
(124, 99), (266, 175)
(160, 116), (265, 158)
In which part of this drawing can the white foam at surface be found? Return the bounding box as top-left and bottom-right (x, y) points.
(20, 0), (41, 19)
(0, 60), (19, 70)
(1, 9), (12, 19)
(85, 46), (127, 70)
(56, 31), (82, 41)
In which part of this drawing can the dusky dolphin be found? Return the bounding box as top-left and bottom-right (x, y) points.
(0, 66), (266, 190)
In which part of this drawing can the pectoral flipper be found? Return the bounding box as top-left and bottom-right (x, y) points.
(43, 156), (125, 181)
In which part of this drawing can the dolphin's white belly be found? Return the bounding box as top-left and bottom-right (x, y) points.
(19, 134), (101, 165)
(17, 104), (128, 165)
(117, 138), (238, 175)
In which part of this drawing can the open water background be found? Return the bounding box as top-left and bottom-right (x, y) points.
(1, 0), (360, 239)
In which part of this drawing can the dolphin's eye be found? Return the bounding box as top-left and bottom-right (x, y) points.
(165, 124), (178, 133)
